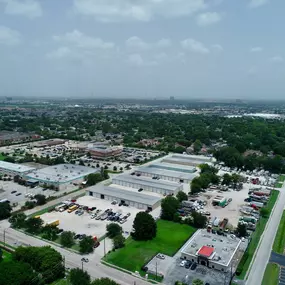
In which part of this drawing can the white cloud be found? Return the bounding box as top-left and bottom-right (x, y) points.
(248, 0), (270, 8)
(46, 47), (78, 59)
(212, 44), (224, 52)
(247, 66), (258, 75)
(73, 0), (208, 22)
(125, 36), (171, 51)
(53, 30), (114, 49)
(0, 0), (42, 19)
(181, 38), (209, 54)
(0, 25), (21, 45)
(269, 56), (284, 63)
(196, 12), (222, 26)
(250, 47), (263, 52)
(128, 53), (157, 67)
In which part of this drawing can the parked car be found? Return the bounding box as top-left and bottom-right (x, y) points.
(180, 260), (186, 267)
(81, 258), (89, 262)
(138, 188), (143, 192)
(190, 262), (197, 270)
(11, 190), (17, 194)
(74, 234), (80, 239)
(156, 254), (165, 260)
(16, 193), (22, 196)
(185, 260), (192, 269)
(91, 214), (96, 219)
(111, 200), (117, 205)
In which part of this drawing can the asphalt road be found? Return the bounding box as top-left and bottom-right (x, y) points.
(246, 185), (285, 285)
(0, 223), (150, 285)
(270, 252), (285, 267)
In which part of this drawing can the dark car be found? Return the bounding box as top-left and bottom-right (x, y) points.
(185, 260), (192, 269)
(205, 283), (210, 285)
(94, 242), (100, 248)
(190, 262), (197, 270)
(16, 193), (22, 196)
(11, 191), (17, 194)
(74, 234), (80, 239)
(138, 188), (143, 192)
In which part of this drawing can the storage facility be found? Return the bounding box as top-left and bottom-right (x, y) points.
(162, 154), (213, 167)
(135, 166), (196, 183)
(148, 163), (197, 173)
(88, 185), (161, 210)
(0, 161), (35, 176)
(25, 164), (99, 190)
(112, 174), (182, 195)
(180, 229), (241, 272)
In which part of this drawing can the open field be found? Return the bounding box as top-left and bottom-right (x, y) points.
(262, 263), (279, 285)
(105, 220), (196, 273)
(236, 190), (279, 279)
(273, 210), (285, 254)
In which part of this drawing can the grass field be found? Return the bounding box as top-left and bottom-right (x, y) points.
(261, 263), (279, 285)
(51, 279), (68, 285)
(105, 220), (196, 273)
(236, 190), (279, 279)
(1, 249), (12, 263)
(273, 210), (285, 254)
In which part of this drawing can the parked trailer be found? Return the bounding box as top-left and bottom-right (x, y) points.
(219, 218), (228, 230)
(45, 219), (59, 227)
(253, 190), (271, 197)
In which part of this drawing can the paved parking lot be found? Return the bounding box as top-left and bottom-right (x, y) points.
(280, 267), (285, 285)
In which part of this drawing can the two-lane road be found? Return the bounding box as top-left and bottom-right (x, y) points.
(246, 186), (285, 285)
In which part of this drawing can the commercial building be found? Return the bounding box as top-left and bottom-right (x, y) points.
(135, 166), (196, 183)
(88, 185), (161, 210)
(112, 174), (182, 195)
(162, 154), (213, 167)
(148, 163), (196, 174)
(87, 145), (123, 159)
(180, 229), (241, 272)
(0, 161), (35, 176)
(25, 164), (99, 190)
(0, 131), (40, 146)
(33, 139), (65, 148)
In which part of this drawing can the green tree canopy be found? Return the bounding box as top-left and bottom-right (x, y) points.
(9, 213), (27, 228)
(91, 278), (120, 285)
(60, 231), (75, 248)
(69, 268), (91, 285)
(0, 202), (12, 220)
(176, 191), (188, 203)
(113, 234), (126, 249)
(132, 212), (157, 241)
(106, 223), (122, 239)
(24, 217), (43, 234)
(79, 236), (95, 254)
(161, 196), (180, 221)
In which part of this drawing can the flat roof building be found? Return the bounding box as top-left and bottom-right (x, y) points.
(25, 164), (99, 190)
(135, 166), (196, 183)
(163, 154), (213, 167)
(180, 229), (241, 272)
(148, 163), (197, 173)
(112, 174), (182, 195)
(88, 185), (161, 210)
(0, 161), (35, 176)
(88, 145), (123, 159)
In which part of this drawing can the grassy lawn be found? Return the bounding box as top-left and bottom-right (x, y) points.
(1, 249), (12, 263)
(275, 182), (283, 188)
(105, 220), (196, 273)
(262, 263), (279, 285)
(0, 154), (6, 161)
(236, 190), (279, 279)
(279, 175), (285, 182)
(273, 210), (285, 254)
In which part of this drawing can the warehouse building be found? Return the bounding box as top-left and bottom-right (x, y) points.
(0, 161), (35, 177)
(180, 229), (241, 272)
(162, 154), (213, 167)
(25, 164), (99, 190)
(88, 185), (161, 210)
(135, 166), (196, 183)
(148, 163), (197, 173)
(112, 174), (182, 195)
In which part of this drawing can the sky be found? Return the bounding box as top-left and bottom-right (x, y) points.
(0, 0), (284, 99)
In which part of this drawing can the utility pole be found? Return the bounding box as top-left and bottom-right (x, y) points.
(104, 237), (106, 257)
(81, 261), (84, 271)
(3, 229), (6, 248)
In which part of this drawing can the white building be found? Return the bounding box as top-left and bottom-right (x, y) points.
(0, 161), (35, 177)
(180, 229), (241, 272)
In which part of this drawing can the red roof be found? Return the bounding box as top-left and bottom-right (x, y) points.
(198, 246), (214, 257)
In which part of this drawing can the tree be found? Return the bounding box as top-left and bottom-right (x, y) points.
(192, 211), (207, 228)
(191, 180), (202, 194)
(24, 201), (35, 209)
(4, 156), (15, 163)
(192, 279), (204, 285)
(113, 166), (117, 171)
(60, 231), (75, 248)
(0, 261), (40, 285)
(91, 278), (120, 285)
(222, 173), (232, 186)
(161, 196), (179, 221)
(96, 163), (100, 168)
(0, 248), (2, 261)
(9, 213), (27, 228)
(236, 223), (247, 237)
(79, 236), (95, 254)
(13, 246), (64, 283)
(34, 194), (46, 206)
(113, 234), (125, 249)
(260, 208), (270, 218)
(24, 217), (44, 234)
(69, 268), (91, 285)
(0, 202), (12, 220)
(86, 173), (103, 186)
(176, 191), (188, 203)
(106, 223), (122, 238)
(132, 212), (157, 241)
(42, 225), (58, 241)
(79, 160), (85, 166)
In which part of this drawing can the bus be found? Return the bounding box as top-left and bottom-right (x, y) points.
(67, 205), (78, 213)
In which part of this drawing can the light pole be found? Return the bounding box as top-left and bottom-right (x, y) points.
(3, 228), (7, 248)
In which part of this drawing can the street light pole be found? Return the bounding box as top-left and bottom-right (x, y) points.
(81, 261), (84, 271)
(3, 229), (6, 248)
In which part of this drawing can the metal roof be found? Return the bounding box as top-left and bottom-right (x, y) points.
(136, 166), (196, 180)
(112, 174), (181, 192)
(149, 163), (196, 173)
(89, 185), (161, 206)
(0, 161), (35, 173)
(171, 154), (212, 162)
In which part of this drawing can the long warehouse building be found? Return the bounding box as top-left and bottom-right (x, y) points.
(135, 166), (196, 183)
(88, 185), (161, 211)
(112, 174), (182, 195)
(163, 154), (213, 167)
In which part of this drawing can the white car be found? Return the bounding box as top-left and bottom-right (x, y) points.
(180, 260), (186, 267)
(91, 214), (96, 219)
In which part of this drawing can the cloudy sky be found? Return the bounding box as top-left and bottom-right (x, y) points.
(0, 0), (284, 99)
